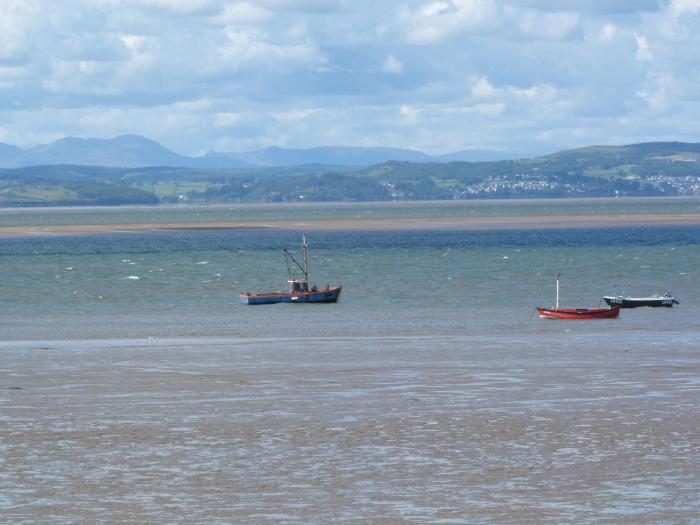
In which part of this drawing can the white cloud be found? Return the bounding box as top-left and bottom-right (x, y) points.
(42, 60), (119, 95)
(212, 2), (271, 25)
(669, 0), (700, 16)
(218, 28), (323, 72)
(536, 130), (553, 141)
(273, 108), (320, 123)
(120, 34), (152, 54)
(213, 112), (243, 128)
(599, 23), (616, 41)
(3, 0), (700, 156)
(173, 98), (213, 112)
(257, 0), (351, 13)
(383, 54), (403, 74)
(398, 0), (495, 45)
(421, 2), (451, 17)
(635, 34), (653, 61)
(516, 11), (580, 40)
(0, 66), (26, 79)
(637, 75), (676, 112)
(469, 78), (559, 105)
(125, 0), (216, 14)
(0, 1), (41, 61)
(506, 1), (660, 15)
(508, 83), (559, 100)
(472, 102), (505, 116)
(471, 77), (496, 98)
(77, 107), (128, 129)
(400, 105), (419, 125)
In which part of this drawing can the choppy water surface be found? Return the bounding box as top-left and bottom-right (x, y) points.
(1, 201), (699, 523)
(1, 224), (699, 340)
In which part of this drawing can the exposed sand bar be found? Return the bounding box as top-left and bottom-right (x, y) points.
(1, 334), (699, 523)
(2, 213), (700, 234)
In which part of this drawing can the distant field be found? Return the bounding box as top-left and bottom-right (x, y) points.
(433, 177), (461, 188)
(583, 165), (635, 178)
(0, 185), (79, 204)
(135, 181), (209, 198)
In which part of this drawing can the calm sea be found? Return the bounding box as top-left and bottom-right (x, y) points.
(1, 200), (699, 340)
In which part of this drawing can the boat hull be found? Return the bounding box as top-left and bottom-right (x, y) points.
(603, 296), (678, 308)
(240, 285), (342, 305)
(537, 306), (620, 319)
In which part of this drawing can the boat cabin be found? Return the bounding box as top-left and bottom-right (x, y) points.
(288, 279), (309, 293)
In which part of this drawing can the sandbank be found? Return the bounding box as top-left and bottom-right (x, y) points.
(1, 213), (700, 235)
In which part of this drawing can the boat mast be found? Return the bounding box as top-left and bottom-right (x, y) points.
(303, 233), (309, 282)
(556, 272), (561, 310)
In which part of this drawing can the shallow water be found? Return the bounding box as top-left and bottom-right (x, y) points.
(1, 335), (699, 523)
(1, 196), (700, 228)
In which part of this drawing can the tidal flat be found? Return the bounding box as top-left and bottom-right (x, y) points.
(1, 334), (699, 524)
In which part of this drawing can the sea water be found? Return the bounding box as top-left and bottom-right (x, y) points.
(0, 223), (698, 340)
(2, 196), (700, 228)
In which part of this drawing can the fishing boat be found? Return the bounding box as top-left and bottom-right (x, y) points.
(240, 234), (342, 305)
(537, 306), (620, 319)
(603, 292), (679, 308)
(537, 273), (620, 319)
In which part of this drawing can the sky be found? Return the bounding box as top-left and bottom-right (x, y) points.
(1, 0), (700, 157)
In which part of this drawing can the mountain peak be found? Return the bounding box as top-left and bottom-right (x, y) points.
(7, 134), (189, 168)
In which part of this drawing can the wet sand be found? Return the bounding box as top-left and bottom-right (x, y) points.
(1, 335), (699, 523)
(1, 213), (700, 234)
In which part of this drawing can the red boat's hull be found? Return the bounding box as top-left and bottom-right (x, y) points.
(537, 306), (620, 319)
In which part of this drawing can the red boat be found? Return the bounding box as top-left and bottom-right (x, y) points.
(536, 306), (620, 319)
(537, 273), (620, 319)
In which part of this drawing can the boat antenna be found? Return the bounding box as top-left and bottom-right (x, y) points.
(303, 233), (309, 282)
(283, 248), (295, 280)
(283, 234), (309, 282)
(556, 272), (561, 310)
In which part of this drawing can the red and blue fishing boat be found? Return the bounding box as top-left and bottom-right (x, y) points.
(240, 234), (342, 305)
(537, 273), (620, 319)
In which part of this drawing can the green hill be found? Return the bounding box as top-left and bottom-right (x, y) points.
(1, 141), (700, 205)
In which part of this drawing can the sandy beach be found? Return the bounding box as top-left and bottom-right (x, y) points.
(1, 213), (700, 235)
(1, 335), (699, 524)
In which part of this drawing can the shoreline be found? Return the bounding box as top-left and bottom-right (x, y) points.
(1, 195), (700, 212)
(1, 213), (700, 234)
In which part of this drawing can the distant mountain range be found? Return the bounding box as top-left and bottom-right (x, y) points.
(2, 139), (700, 206)
(0, 134), (529, 169)
(0, 135), (248, 169)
